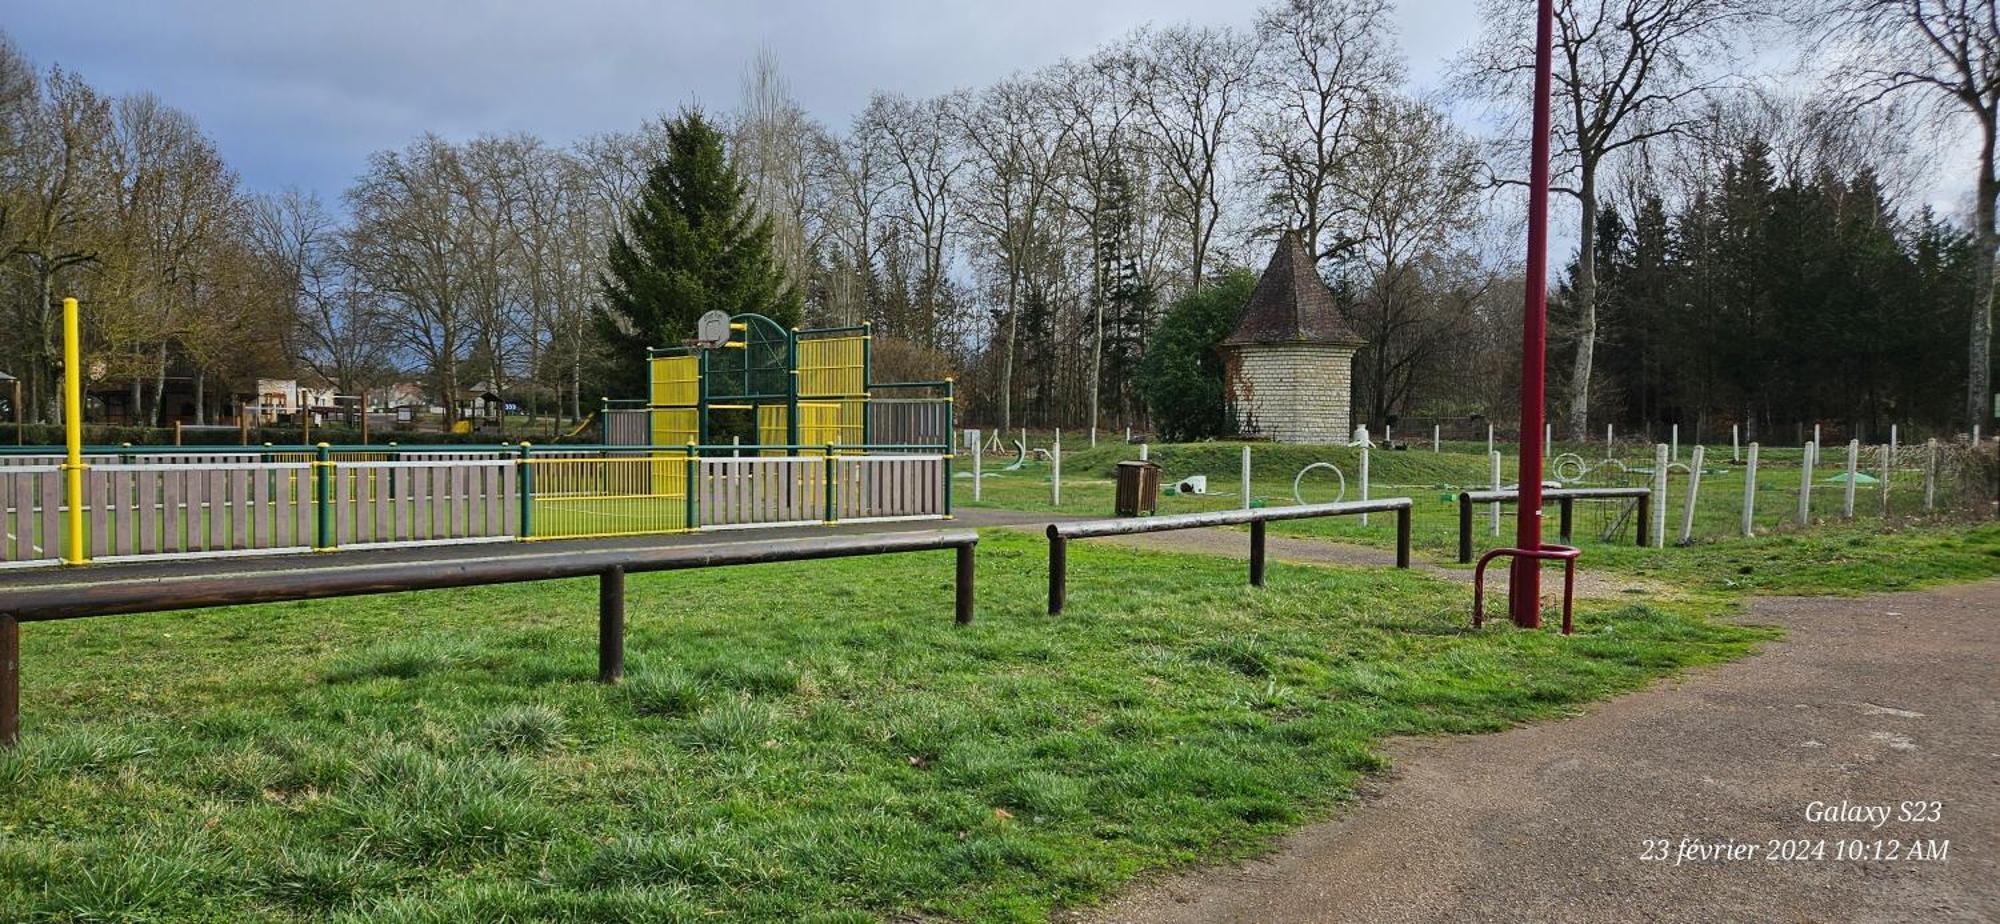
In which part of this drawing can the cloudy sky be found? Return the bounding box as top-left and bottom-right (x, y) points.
(6, 0), (1478, 201)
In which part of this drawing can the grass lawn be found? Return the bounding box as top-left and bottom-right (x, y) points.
(0, 530), (1766, 922)
(963, 440), (2000, 594)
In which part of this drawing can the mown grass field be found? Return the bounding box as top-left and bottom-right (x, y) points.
(960, 440), (2000, 593)
(0, 530), (1772, 922)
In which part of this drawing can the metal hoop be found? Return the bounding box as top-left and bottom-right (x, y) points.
(1292, 462), (1347, 505)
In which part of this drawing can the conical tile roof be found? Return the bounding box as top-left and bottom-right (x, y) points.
(1223, 230), (1365, 347)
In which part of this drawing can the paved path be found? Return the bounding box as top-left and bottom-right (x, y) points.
(1076, 581), (2000, 923)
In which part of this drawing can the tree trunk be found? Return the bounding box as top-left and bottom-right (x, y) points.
(1566, 166), (1599, 439)
(150, 341), (169, 427)
(195, 373), (206, 426)
(999, 264), (1019, 433)
(1968, 113), (1997, 432)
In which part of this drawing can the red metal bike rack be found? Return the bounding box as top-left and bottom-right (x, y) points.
(1473, 544), (1581, 635)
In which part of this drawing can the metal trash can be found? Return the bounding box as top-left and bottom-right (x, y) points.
(1115, 460), (1162, 517)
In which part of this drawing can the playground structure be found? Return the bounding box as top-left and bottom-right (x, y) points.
(0, 306), (953, 569)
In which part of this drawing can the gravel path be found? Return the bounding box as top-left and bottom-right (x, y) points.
(1073, 580), (2000, 923)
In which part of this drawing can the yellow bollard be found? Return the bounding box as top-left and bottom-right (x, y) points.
(62, 297), (85, 565)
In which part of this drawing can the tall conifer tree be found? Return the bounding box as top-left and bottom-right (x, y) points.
(596, 108), (802, 394)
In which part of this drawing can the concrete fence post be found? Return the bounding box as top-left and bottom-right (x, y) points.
(1799, 441), (1815, 525)
(1241, 446), (1252, 510)
(1843, 438), (1859, 519)
(1679, 445), (1705, 545)
(1051, 431), (1062, 507)
(1489, 450), (1502, 537)
(970, 429), (983, 502)
(1880, 442), (1892, 517)
(1924, 438), (1938, 512)
(1741, 442), (1759, 538)
(1359, 444), (1372, 526)
(1653, 443), (1669, 548)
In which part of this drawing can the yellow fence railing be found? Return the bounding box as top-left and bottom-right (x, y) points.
(524, 453), (689, 539)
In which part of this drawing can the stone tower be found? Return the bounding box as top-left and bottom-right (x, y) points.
(1221, 231), (1365, 443)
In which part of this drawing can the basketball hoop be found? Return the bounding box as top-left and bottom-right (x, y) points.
(693, 310), (731, 349)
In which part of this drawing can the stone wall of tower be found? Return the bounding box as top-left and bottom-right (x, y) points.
(1223, 344), (1356, 444)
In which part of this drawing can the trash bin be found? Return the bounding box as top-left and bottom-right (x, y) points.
(1115, 460), (1162, 517)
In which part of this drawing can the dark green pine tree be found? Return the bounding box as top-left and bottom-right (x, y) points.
(595, 108), (802, 395)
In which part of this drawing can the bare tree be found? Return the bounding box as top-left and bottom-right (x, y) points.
(1456, 0), (1760, 437)
(1111, 24), (1259, 292)
(859, 91), (967, 348)
(1333, 96), (1485, 425)
(1250, 0), (1402, 259)
(1807, 0), (2000, 428)
(344, 135), (482, 426)
(252, 188), (391, 396)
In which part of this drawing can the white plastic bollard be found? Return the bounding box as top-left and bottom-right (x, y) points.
(1741, 442), (1759, 538)
(1544, 423), (1552, 456)
(1680, 445), (1705, 545)
(1605, 423), (1613, 459)
(1489, 450), (1502, 537)
(1433, 424), (1440, 453)
(1671, 424), (1679, 462)
(1731, 424), (1740, 463)
(1139, 443), (1148, 461)
(1843, 438), (1858, 519)
(1487, 423), (1495, 458)
(1241, 445), (1252, 510)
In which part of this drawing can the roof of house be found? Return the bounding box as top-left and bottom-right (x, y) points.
(1224, 230), (1365, 348)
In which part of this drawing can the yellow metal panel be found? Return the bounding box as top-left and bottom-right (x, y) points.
(757, 405), (789, 455)
(650, 408), (698, 447)
(649, 355), (700, 407)
(525, 452), (689, 539)
(796, 336), (866, 399)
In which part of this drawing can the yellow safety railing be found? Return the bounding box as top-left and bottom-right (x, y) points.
(524, 453), (690, 539)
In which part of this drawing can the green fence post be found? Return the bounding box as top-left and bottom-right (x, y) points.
(824, 444), (838, 523)
(313, 442), (333, 550)
(518, 442), (534, 539)
(684, 444), (698, 530)
(943, 378), (955, 518)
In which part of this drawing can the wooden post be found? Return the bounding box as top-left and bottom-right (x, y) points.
(1249, 520), (1267, 587)
(1925, 438), (1937, 512)
(1489, 450), (1502, 536)
(1458, 492), (1474, 564)
(1558, 496), (1573, 545)
(1679, 445), (1705, 544)
(598, 567), (624, 683)
(1635, 490), (1650, 547)
(1047, 532), (1067, 615)
(955, 543), (975, 625)
(174, 421), (183, 446)
(1395, 504), (1411, 568)
(1798, 441), (1815, 525)
(1241, 446), (1252, 510)
(1843, 438), (1859, 519)
(1, 613), (16, 747)
(1741, 443), (1759, 538)
(360, 389), (370, 445)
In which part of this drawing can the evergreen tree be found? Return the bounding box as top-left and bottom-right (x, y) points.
(596, 108), (802, 395)
(1136, 269), (1256, 440)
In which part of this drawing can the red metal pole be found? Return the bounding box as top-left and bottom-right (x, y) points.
(1510, 0), (1556, 629)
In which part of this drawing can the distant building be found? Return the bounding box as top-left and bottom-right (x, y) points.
(1222, 231), (1365, 444)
